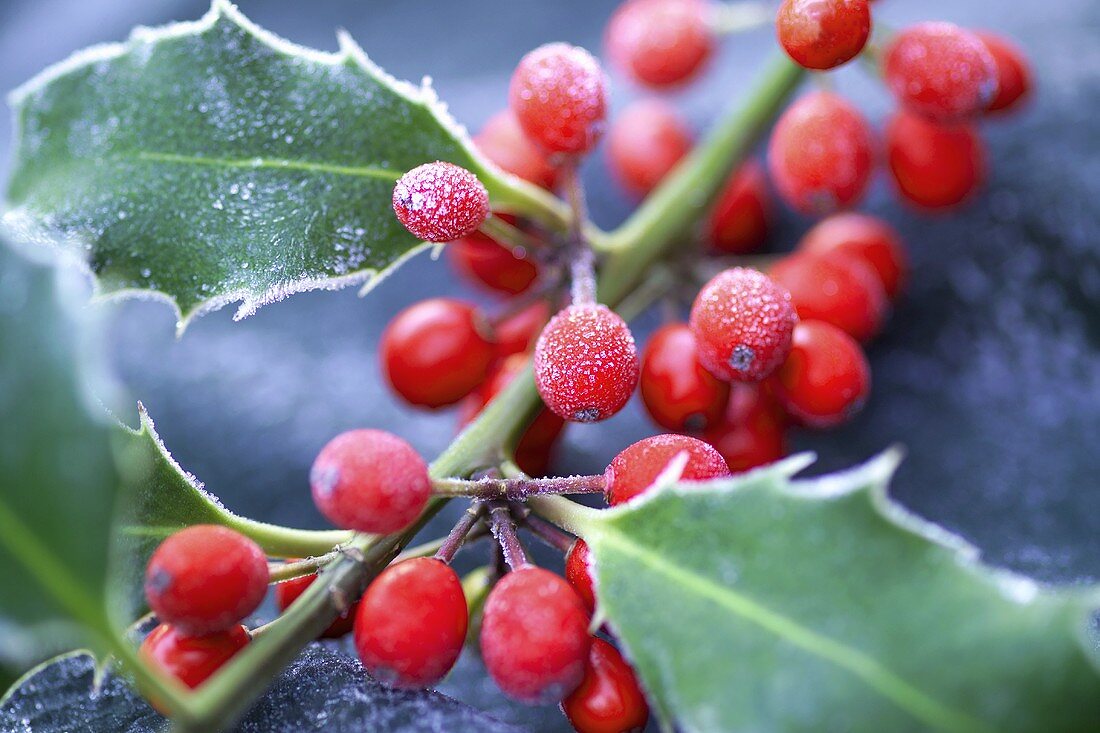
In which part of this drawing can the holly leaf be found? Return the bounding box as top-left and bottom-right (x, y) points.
(4, 0), (553, 332)
(585, 453), (1100, 733)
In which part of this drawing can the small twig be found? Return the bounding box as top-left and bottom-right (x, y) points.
(488, 501), (529, 570)
(479, 214), (545, 253)
(562, 162), (598, 306)
(523, 514), (577, 553)
(434, 504), (485, 564)
(268, 552), (338, 583)
(432, 474), (605, 500)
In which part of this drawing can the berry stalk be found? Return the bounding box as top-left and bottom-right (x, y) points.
(431, 474), (605, 500)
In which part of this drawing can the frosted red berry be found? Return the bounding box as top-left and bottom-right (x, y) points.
(144, 525), (268, 636)
(606, 98), (692, 197)
(565, 539), (596, 613)
(768, 91), (875, 215)
(534, 304), (639, 423)
(605, 434), (731, 505)
(480, 566), (592, 704)
(381, 298), (495, 408)
(886, 110), (985, 210)
(883, 22), (998, 122)
(776, 0), (871, 71)
(770, 251), (888, 343)
(704, 384), (788, 473)
(772, 320), (871, 428)
(310, 429), (430, 534)
(561, 638), (650, 733)
(977, 32), (1032, 114)
(707, 160), (772, 255)
(447, 219), (539, 296)
(689, 267), (798, 383)
(799, 213), (907, 301)
(354, 558), (468, 689)
(509, 43), (607, 155)
(494, 301), (551, 359)
(640, 323), (730, 433)
(606, 0), (715, 88)
(392, 162), (490, 242)
(475, 109), (559, 189)
(140, 623), (250, 690)
(274, 565), (357, 639)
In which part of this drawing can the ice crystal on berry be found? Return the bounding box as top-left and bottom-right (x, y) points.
(392, 162), (489, 243)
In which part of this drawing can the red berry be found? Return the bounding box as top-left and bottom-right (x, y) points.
(704, 384), (788, 473)
(565, 539), (596, 613)
(139, 623), (250, 690)
(883, 22), (998, 122)
(706, 160), (772, 255)
(381, 298), (495, 408)
(977, 32), (1032, 114)
(144, 525), (268, 636)
(354, 558), (468, 689)
(561, 638), (650, 733)
(480, 566), (592, 704)
(495, 301), (552, 359)
(475, 109), (560, 189)
(534, 304), (639, 423)
(776, 0), (871, 71)
(447, 223), (539, 296)
(509, 43), (607, 155)
(689, 267), (798, 382)
(605, 434), (731, 505)
(886, 110), (985, 210)
(274, 565), (357, 638)
(772, 320), (871, 428)
(640, 323), (730, 433)
(392, 162), (490, 242)
(606, 0), (715, 88)
(310, 429), (430, 534)
(606, 99), (692, 198)
(770, 252), (888, 343)
(768, 91), (875, 215)
(798, 213), (907, 301)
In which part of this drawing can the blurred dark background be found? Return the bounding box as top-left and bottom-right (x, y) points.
(1, 0), (1098, 729)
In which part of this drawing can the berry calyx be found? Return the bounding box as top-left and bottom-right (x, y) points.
(689, 267), (798, 382)
(274, 565), (357, 639)
(704, 384), (788, 473)
(767, 91), (875, 215)
(769, 251), (888, 343)
(606, 98), (692, 197)
(772, 320), (871, 428)
(640, 323), (731, 433)
(447, 222), (539, 296)
(144, 525), (268, 636)
(392, 162), (490, 242)
(480, 566), (592, 704)
(565, 539), (596, 613)
(475, 109), (559, 189)
(883, 22), (998, 122)
(139, 623), (250, 690)
(798, 213), (908, 301)
(706, 160), (772, 255)
(606, 0), (715, 88)
(776, 0), (872, 71)
(886, 110), (985, 210)
(560, 638), (650, 733)
(354, 557), (468, 689)
(605, 434), (731, 505)
(509, 43), (607, 155)
(977, 32), (1032, 114)
(310, 429), (430, 534)
(534, 304), (640, 423)
(381, 298), (496, 408)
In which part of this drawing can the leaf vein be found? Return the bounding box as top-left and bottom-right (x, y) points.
(133, 151), (401, 181)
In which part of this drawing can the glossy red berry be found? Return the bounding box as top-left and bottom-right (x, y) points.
(772, 320), (871, 428)
(480, 566), (592, 704)
(565, 539), (596, 613)
(689, 267), (798, 383)
(381, 298), (495, 408)
(392, 162), (490, 242)
(605, 434), (731, 505)
(447, 222), (539, 296)
(606, 0), (715, 88)
(706, 160), (772, 255)
(475, 109), (559, 189)
(767, 91), (875, 215)
(354, 558), (468, 689)
(534, 304), (639, 423)
(310, 429), (430, 534)
(798, 213), (907, 301)
(640, 323), (730, 433)
(776, 0), (871, 71)
(140, 623), (250, 690)
(495, 301), (552, 359)
(977, 32), (1032, 114)
(886, 110), (985, 210)
(883, 22), (998, 122)
(561, 638), (650, 733)
(144, 525), (268, 636)
(509, 43), (607, 155)
(704, 384), (788, 473)
(770, 252), (888, 343)
(274, 565), (357, 639)
(606, 99), (692, 197)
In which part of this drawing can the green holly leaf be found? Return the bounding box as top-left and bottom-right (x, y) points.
(585, 454), (1100, 733)
(4, 0), (556, 332)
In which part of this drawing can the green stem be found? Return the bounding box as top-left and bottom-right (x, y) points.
(489, 173), (613, 252)
(479, 214), (543, 252)
(527, 495), (602, 538)
(220, 515), (355, 558)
